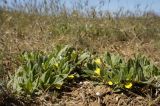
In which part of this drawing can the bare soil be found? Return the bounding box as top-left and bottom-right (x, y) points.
(2, 81), (158, 106)
(31, 81), (153, 106)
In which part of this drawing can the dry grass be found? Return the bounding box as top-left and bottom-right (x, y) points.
(0, 0), (160, 105)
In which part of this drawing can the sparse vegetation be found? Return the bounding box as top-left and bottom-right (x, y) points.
(0, 0), (160, 105)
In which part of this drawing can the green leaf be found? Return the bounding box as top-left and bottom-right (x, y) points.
(77, 52), (90, 65)
(105, 52), (112, 65)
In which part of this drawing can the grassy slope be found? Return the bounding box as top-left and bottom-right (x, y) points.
(0, 9), (160, 69)
(0, 9), (160, 105)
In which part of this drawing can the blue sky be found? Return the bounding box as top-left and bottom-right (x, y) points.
(1, 0), (160, 14)
(65, 0), (160, 13)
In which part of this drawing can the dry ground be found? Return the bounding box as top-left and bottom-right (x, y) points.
(0, 31), (160, 106)
(0, 9), (160, 106)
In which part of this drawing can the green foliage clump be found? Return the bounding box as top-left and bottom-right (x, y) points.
(7, 45), (160, 96)
(83, 52), (160, 91)
(7, 45), (90, 95)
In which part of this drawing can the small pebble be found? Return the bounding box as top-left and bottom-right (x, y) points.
(79, 82), (83, 85)
(96, 92), (101, 96)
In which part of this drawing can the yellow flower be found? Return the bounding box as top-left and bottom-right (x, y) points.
(55, 63), (58, 67)
(95, 58), (101, 65)
(94, 68), (101, 76)
(108, 81), (113, 85)
(68, 75), (74, 79)
(55, 84), (62, 89)
(125, 82), (132, 89)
